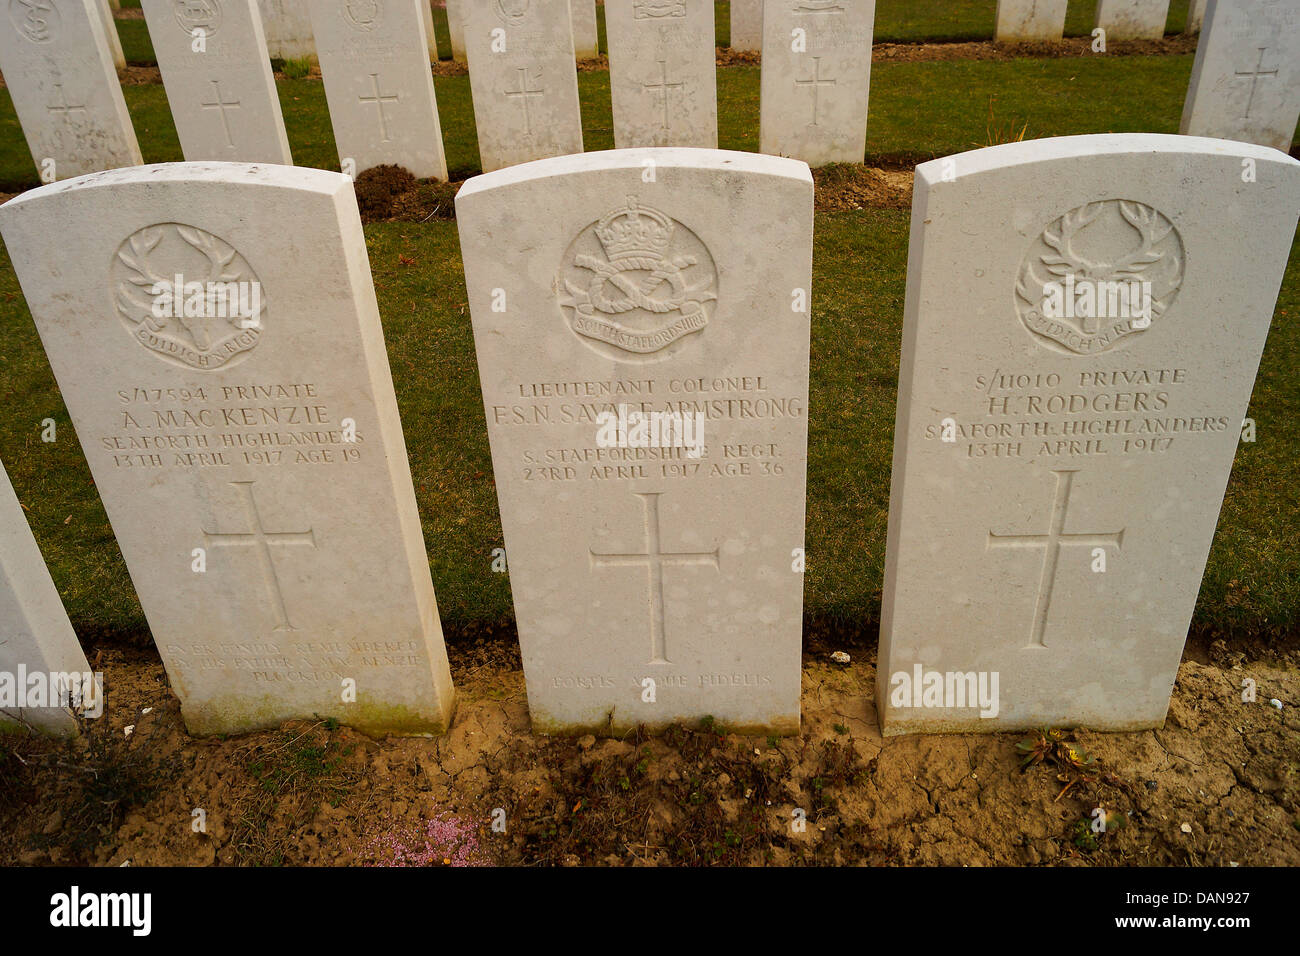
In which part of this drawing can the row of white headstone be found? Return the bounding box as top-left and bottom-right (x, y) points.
(1, 133), (1297, 739)
(993, 0), (1209, 43)
(2, 0), (1296, 183)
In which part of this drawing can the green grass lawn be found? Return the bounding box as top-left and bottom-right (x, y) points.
(3, 52), (1261, 191)
(1, 214), (1296, 642)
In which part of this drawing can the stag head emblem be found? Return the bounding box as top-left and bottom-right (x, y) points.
(1015, 200), (1184, 355)
(113, 223), (265, 370)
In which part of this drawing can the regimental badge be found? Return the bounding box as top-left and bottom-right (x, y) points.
(174, 0), (221, 37)
(113, 223), (265, 370)
(1015, 199), (1184, 355)
(558, 198), (717, 361)
(9, 0), (59, 43)
(342, 0), (381, 32)
(494, 0), (530, 26)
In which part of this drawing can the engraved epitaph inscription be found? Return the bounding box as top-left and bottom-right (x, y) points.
(112, 223), (265, 370)
(1015, 200), (1184, 355)
(558, 197), (717, 361)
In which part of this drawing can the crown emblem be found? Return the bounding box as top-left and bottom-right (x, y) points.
(594, 198), (674, 262)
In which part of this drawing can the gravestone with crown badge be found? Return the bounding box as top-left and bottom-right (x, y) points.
(0, 163), (457, 737)
(142, 0), (293, 164)
(877, 134), (1300, 734)
(462, 0), (583, 172)
(759, 0), (875, 167)
(606, 0), (717, 148)
(1094, 0), (1170, 40)
(308, 0), (448, 180)
(0, 459), (98, 735)
(0, 0), (141, 179)
(1180, 0), (1300, 153)
(457, 148), (813, 735)
(995, 0), (1067, 42)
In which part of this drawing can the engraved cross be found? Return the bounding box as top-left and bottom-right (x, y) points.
(1234, 48), (1279, 119)
(987, 469), (1124, 649)
(795, 56), (836, 126)
(590, 492), (719, 665)
(642, 58), (684, 131)
(199, 80), (241, 147)
(47, 83), (87, 118)
(202, 481), (317, 631)
(358, 72), (399, 141)
(504, 68), (545, 136)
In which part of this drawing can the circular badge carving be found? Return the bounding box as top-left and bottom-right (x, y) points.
(173, 0), (222, 37)
(9, 0), (59, 43)
(495, 0), (530, 26)
(558, 198), (717, 362)
(1015, 199), (1184, 355)
(113, 223), (265, 371)
(341, 0), (381, 32)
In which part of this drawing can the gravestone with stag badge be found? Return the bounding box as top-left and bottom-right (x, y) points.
(0, 0), (141, 180)
(462, 0), (583, 172)
(606, 0), (717, 148)
(142, 0), (293, 164)
(759, 0), (875, 167)
(457, 149), (813, 735)
(877, 134), (1300, 734)
(308, 0), (448, 180)
(1181, 0), (1300, 153)
(0, 163), (457, 737)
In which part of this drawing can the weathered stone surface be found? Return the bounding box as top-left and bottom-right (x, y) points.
(1180, 0), (1300, 152)
(257, 0), (315, 58)
(730, 0), (761, 51)
(570, 0), (597, 58)
(1095, 0), (1170, 40)
(308, 0), (448, 179)
(606, 0), (717, 148)
(878, 134), (1300, 734)
(0, 163), (457, 737)
(462, 0), (583, 172)
(1187, 0), (1207, 32)
(142, 0), (293, 164)
(0, 0), (141, 179)
(995, 0), (1067, 42)
(759, 0), (875, 167)
(0, 460), (95, 736)
(457, 148), (813, 735)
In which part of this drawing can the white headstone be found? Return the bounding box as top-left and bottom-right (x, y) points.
(258, 0), (315, 58)
(0, 0), (141, 180)
(0, 163), (458, 737)
(142, 0), (293, 165)
(995, 0), (1067, 42)
(457, 148), (813, 736)
(759, 0), (875, 167)
(1180, 0), (1300, 153)
(445, 0), (466, 61)
(462, 0), (583, 173)
(605, 0), (717, 148)
(0, 460), (97, 735)
(1187, 0), (1208, 32)
(570, 0), (597, 58)
(96, 0), (126, 68)
(308, 0), (448, 180)
(730, 0), (762, 51)
(1095, 0), (1170, 40)
(878, 134), (1300, 734)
